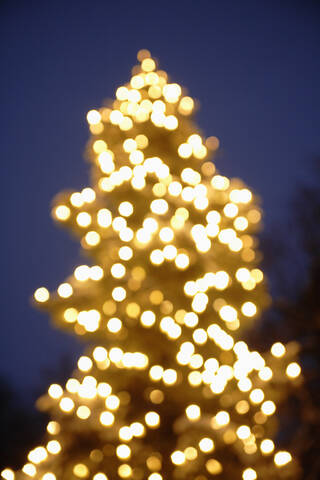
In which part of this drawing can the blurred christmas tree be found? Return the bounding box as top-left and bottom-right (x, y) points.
(1, 50), (303, 480)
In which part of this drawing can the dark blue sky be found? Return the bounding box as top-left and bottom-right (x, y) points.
(1, 0), (319, 398)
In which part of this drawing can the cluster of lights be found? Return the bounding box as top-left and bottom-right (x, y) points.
(6, 50), (302, 480)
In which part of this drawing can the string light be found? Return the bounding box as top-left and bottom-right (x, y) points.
(21, 49), (302, 480)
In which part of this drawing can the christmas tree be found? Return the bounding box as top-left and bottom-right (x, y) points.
(2, 50), (302, 480)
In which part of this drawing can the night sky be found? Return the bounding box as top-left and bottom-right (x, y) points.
(1, 0), (320, 400)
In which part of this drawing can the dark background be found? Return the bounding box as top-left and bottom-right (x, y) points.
(1, 0), (320, 403)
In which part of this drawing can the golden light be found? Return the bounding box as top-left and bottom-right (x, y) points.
(286, 362), (301, 378)
(141, 310), (156, 327)
(119, 201), (134, 216)
(74, 265), (90, 281)
(151, 199), (168, 215)
(241, 301), (257, 317)
(271, 342), (286, 358)
(82, 188), (96, 203)
(97, 208), (112, 227)
(22, 464), (36, 477)
(118, 464), (132, 479)
(234, 216), (248, 231)
(164, 115), (178, 130)
(185, 404), (201, 421)
(97, 382), (112, 397)
(249, 388), (264, 404)
(70, 192), (83, 207)
(175, 253), (189, 270)
(145, 411), (160, 428)
(261, 400), (276, 416)
(141, 58), (156, 72)
(119, 246), (133, 260)
(219, 305), (237, 323)
(242, 468), (257, 480)
(85, 231), (100, 246)
(123, 138), (137, 153)
(78, 356), (93, 371)
(260, 439), (274, 454)
(237, 425), (251, 440)
(163, 83), (181, 103)
(171, 451), (185, 465)
(206, 459), (223, 475)
(28, 447), (48, 464)
(224, 203), (238, 218)
(199, 438), (215, 453)
(54, 205), (70, 221)
(193, 328), (207, 344)
(259, 366), (273, 381)
(274, 451), (292, 467)
(214, 411), (230, 427)
(73, 464), (89, 478)
(149, 365), (163, 381)
(47, 421), (60, 435)
(159, 227), (174, 243)
(48, 384), (63, 399)
(119, 426), (133, 441)
(111, 263), (126, 278)
(100, 411), (115, 426)
(93, 475), (108, 480)
(76, 406), (91, 419)
(107, 317), (122, 333)
(66, 378), (79, 393)
(42, 474), (56, 480)
(112, 287), (126, 302)
(57, 283), (73, 298)
(235, 400), (249, 415)
(184, 447), (197, 460)
(105, 394), (120, 410)
(93, 140), (107, 154)
(178, 96), (194, 115)
(150, 249), (164, 265)
(148, 473), (162, 480)
(116, 445), (131, 460)
(59, 397), (74, 413)
(87, 110), (101, 125)
(1, 470), (14, 480)
(178, 143), (192, 158)
(46, 441), (61, 454)
(90, 265), (104, 280)
(211, 175), (229, 190)
(131, 422), (145, 437)
(34, 287), (50, 303)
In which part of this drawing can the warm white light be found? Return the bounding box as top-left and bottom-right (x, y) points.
(145, 411), (160, 427)
(34, 287), (49, 303)
(271, 342), (286, 358)
(87, 110), (101, 125)
(199, 438), (214, 453)
(186, 404), (201, 421)
(286, 362), (301, 378)
(54, 205), (70, 221)
(141, 310), (156, 327)
(237, 425), (250, 439)
(242, 468), (257, 480)
(100, 411), (114, 426)
(57, 283), (73, 298)
(107, 317), (122, 333)
(260, 439), (274, 454)
(171, 451), (185, 465)
(274, 451), (292, 467)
